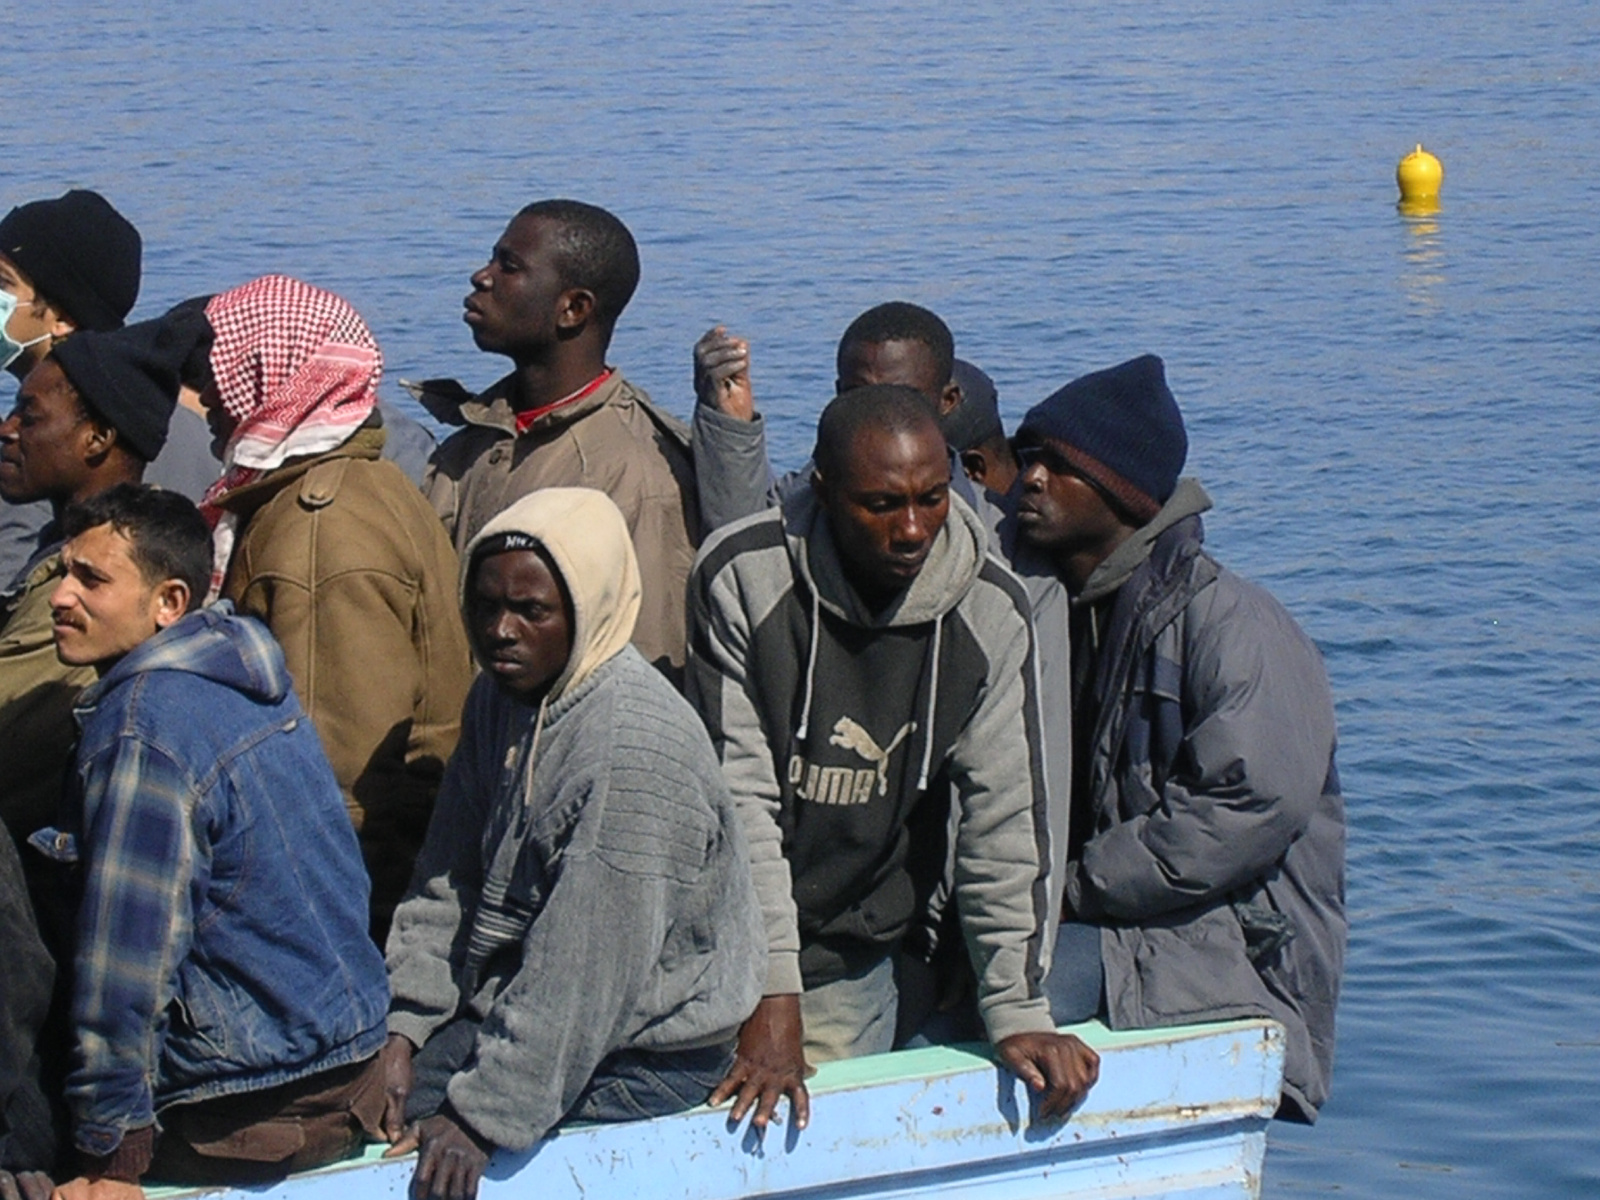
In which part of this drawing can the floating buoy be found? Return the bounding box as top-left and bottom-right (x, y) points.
(1397, 144), (1443, 211)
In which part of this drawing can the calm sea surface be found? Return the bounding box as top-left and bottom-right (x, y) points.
(16, 2), (1600, 1194)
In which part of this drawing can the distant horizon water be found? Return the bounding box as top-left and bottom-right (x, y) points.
(14, 3), (1600, 1195)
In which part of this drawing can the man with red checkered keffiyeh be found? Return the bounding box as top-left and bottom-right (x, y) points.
(189, 276), (473, 942)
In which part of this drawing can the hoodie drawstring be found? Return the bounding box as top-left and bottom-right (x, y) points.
(521, 696), (551, 809)
(795, 585), (823, 742)
(915, 613), (943, 792)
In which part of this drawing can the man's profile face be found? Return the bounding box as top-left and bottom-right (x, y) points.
(1013, 434), (1124, 557)
(0, 359), (94, 505)
(50, 523), (168, 668)
(816, 422), (951, 608)
(468, 547), (576, 698)
(464, 214), (568, 359)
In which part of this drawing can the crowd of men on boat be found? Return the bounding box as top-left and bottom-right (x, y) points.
(0, 188), (1347, 1200)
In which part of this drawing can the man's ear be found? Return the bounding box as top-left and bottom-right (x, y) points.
(31, 295), (76, 341)
(152, 578), (192, 629)
(959, 449), (988, 485)
(940, 380), (963, 416)
(556, 287), (596, 332)
(80, 415), (118, 461)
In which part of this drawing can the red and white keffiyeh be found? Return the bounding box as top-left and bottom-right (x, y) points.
(198, 274), (383, 598)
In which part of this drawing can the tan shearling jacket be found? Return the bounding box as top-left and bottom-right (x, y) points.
(220, 426), (473, 935)
(420, 371), (698, 680)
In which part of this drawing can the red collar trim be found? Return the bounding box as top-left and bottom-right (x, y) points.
(513, 368), (614, 434)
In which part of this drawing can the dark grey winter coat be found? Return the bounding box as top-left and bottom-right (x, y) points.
(1064, 480), (1346, 1123)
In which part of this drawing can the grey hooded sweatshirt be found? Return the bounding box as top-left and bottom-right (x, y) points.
(687, 486), (1057, 1043)
(386, 488), (766, 1152)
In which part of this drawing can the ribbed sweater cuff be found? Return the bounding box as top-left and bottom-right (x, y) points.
(765, 952), (803, 996)
(388, 1011), (442, 1053)
(80, 1124), (155, 1182)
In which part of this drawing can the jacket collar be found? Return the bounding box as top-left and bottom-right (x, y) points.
(212, 424), (386, 513)
(1076, 478), (1212, 607)
(1083, 487), (1220, 760)
(451, 370), (628, 439)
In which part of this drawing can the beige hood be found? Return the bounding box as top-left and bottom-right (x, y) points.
(460, 487), (642, 702)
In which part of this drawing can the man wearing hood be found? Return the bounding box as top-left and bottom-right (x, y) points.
(687, 385), (1099, 1134)
(35, 484), (391, 1195)
(1011, 354), (1346, 1123)
(382, 488), (764, 1200)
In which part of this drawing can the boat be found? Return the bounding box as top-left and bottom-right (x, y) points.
(152, 1017), (1285, 1200)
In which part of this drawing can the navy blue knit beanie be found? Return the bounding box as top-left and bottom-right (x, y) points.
(0, 190), (142, 332)
(51, 315), (185, 462)
(1017, 354), (1186, 523)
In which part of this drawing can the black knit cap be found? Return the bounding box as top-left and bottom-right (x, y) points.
(939, 359), (1005, 453)
(50, 315), (188, 463)
(0, 190), (142, 332)
(1017, 354), (1187, 523)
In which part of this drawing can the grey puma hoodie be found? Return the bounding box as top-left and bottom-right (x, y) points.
(687, 487), (1057, 1042)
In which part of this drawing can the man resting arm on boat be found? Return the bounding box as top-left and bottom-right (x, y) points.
(687, 385), (1098, 1135)
(1010, 355), (1347, 1123)
(41, 483), (392, 1200)
(383, 489), (765, 1200)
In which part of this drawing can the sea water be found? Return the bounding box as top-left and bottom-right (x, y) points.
(15, 2), (1600, 1194)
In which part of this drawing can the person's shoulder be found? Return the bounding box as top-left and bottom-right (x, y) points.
(1185, 558), (1326, 672)
(321, 455), (458, 566)
(589, 654), (729, 847)
(575, 375), (693, 476)
(575, 651), (706, 758)
(973, 551), (1035, 616)
(600, 649), (707, 733)
(610, 372), (692, 446)
(949, 548), (1036, 651)
(693, 505), (787, 582)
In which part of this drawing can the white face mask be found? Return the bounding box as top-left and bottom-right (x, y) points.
(0, 290), (52, 371)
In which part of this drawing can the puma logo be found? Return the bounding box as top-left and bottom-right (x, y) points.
(829, 717), (915, 797)
(787, 716), (917, 806)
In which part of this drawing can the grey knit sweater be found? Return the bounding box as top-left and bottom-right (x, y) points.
(386, 647), (766, 1151)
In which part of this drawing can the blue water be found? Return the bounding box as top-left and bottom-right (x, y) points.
(16, 2), (1600, 1194)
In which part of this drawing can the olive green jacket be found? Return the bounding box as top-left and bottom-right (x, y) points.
(0, 547), (94, 851)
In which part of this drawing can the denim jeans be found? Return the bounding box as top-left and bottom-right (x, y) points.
(1043, 921), (1105, 1025)
(406, 1017), (736, 1129)
(0, 831), (56, 1171)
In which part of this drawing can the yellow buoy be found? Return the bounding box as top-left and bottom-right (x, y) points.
(1397, 144), (1443, 206)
